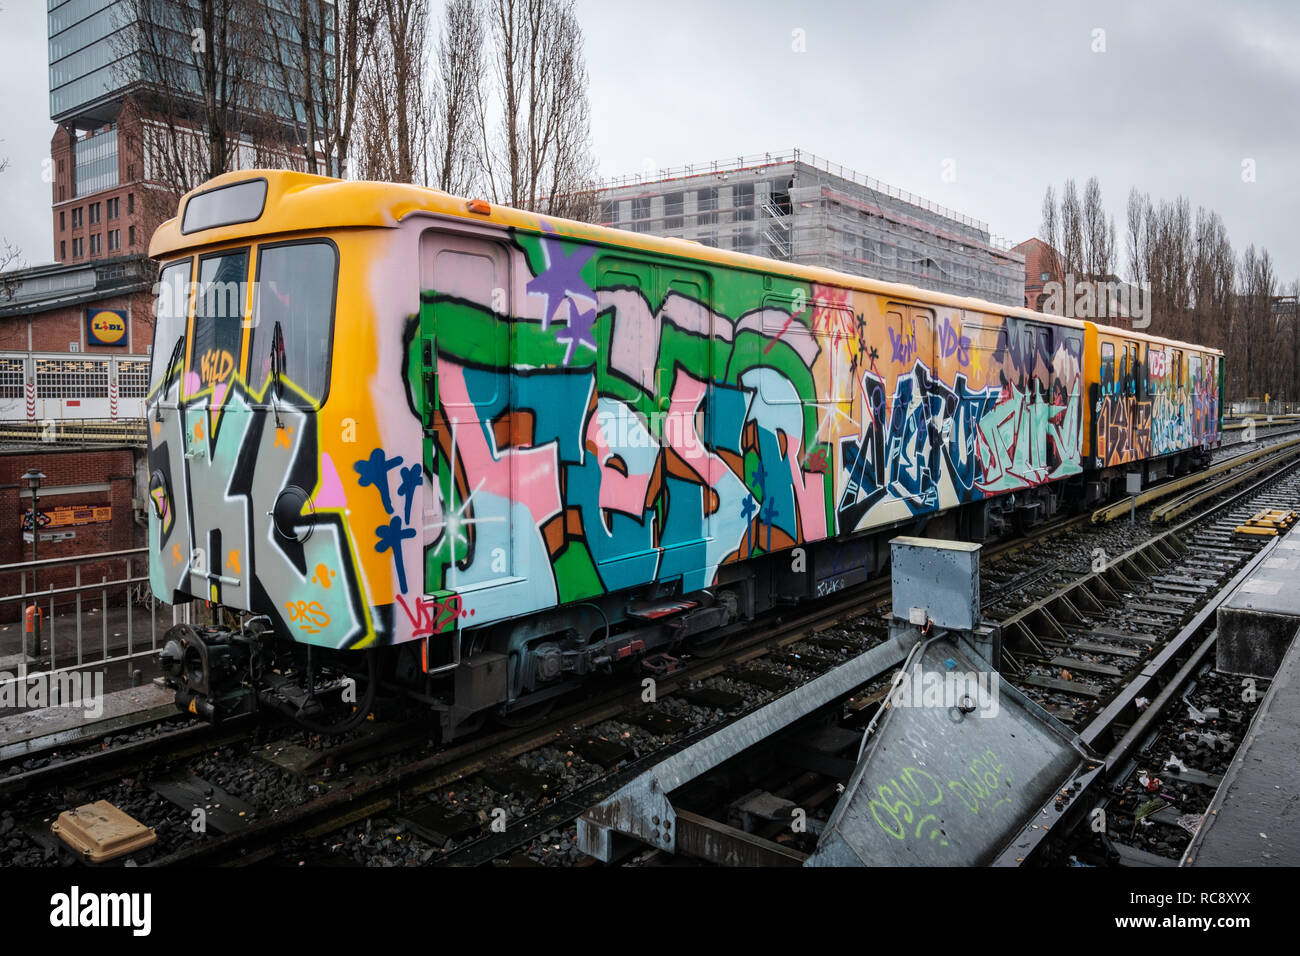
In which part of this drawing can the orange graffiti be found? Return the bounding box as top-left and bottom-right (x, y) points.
(171, 544), (182, 566)
(200, 348), (235, 386)
(274, 424), (294, 449)
(227, 549), (241, 575)
(311, 563), (336, 589)
(285, 600), (330, 634)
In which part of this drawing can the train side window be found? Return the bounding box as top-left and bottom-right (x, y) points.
(1101, 342), (1115, 384)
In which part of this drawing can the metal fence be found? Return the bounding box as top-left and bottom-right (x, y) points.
(0, 546), (188, 691)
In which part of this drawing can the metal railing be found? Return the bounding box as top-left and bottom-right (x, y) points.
(0, 417), (147, 445)
(0, 546), (187, 692)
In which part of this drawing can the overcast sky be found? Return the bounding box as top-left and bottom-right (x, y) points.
(3, 0), (1299, 282)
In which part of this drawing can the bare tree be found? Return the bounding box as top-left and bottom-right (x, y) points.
(427, 0), (485, 194)
(354, 0), (431, 183)
(1059, 179), (1084, 277)
(262, 0), (378, 177)
(1126, 187), (1149, 292)
(479, 0), (597, 216)
(1039, 183), (1062, 279)
(1081, 176), (1114, 277)
(0, 154), (20, 273)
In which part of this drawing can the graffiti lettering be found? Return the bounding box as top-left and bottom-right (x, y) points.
(396, 592), (466, 637)
(199, 349), (234, 387)
(937, 316), (971, 366)
(285, 600), (331, 634)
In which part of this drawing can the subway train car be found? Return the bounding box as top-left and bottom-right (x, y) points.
(1081, 323), (1222, 496)
(145, 170), (1222, 737)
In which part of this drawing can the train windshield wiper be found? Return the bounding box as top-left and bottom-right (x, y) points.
(156, 333), (186, 422)
(270, 320), (286, 429)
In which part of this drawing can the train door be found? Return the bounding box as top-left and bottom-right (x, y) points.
(907, 305), (940, 512)
(585, 255), (662, 590)
(147, 257), (197, 604)
(1096, 338), (1122, 466)
(180, 246), (252, 604)
(652, 263), (720, 590)
(419, 231), (513, 598)
(1126, 339), (1150, 459)
(1189, 352), (1205, 445)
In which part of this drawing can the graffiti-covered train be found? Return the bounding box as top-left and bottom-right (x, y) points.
(146, 170), (1222, 737)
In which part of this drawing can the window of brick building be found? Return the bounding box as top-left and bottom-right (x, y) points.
(35, 358), (110, 399)
(128, 192), (134, 214)
(72, 237), (83, 257)
(108, 197), (119, 218)
(0, 357), (23, 399)
(60, 211), (65, 231)
(72, 207), (82, 228)
(60, 240), (66, 259)
(90, 233), (102, 254)
(117, 359), (149, 398)
(129, 225), (135, 246)
(89, 202), (101, 224)
(108, 230), (120, 251)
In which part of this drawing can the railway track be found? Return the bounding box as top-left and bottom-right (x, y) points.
(10, 446), (1300, 867)
(996, 458), (1300, 728)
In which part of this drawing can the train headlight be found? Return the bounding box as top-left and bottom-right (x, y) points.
(271, 485), (315, 542)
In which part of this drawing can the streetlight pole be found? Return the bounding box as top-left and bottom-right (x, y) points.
(21, 469), (45, 665)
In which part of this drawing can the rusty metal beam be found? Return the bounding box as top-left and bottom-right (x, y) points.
(675, 810), (808, 867)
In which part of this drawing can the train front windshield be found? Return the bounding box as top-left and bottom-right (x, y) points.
(153, 239), (339, 407)
(245, 240), (338, 405)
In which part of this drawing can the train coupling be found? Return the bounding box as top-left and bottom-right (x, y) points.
(158, 623), (260, 722)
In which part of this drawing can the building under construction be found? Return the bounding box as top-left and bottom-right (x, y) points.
(596, 149), (1025, 307)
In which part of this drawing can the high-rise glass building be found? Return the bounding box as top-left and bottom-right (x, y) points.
(46, 0), (333, 264)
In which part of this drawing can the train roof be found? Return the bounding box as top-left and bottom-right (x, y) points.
(150, 169), (1219, 355)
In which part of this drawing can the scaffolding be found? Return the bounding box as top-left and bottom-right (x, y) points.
(597, 150), (1025, 307)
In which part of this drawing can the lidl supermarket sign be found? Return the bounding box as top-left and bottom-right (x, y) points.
(87, 308), (127, 346)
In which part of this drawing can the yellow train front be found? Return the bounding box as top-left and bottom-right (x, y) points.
(145, 170), (1222, 738)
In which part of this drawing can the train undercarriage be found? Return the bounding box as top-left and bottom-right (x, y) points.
(159, 448), (1214, 741)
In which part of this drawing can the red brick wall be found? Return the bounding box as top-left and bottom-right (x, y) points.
(0, 447), (146, 622)
(0, 289), (157, 355)
(1012, 238), (1064, 312)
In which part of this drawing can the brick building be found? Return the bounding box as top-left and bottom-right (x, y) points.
(1011, 237), (1064, 312)
(0, 445), (145, 622)
(1012, 236), (1141, 328)
(49, 98), (153, 266)
(0, 255), (156, 427)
